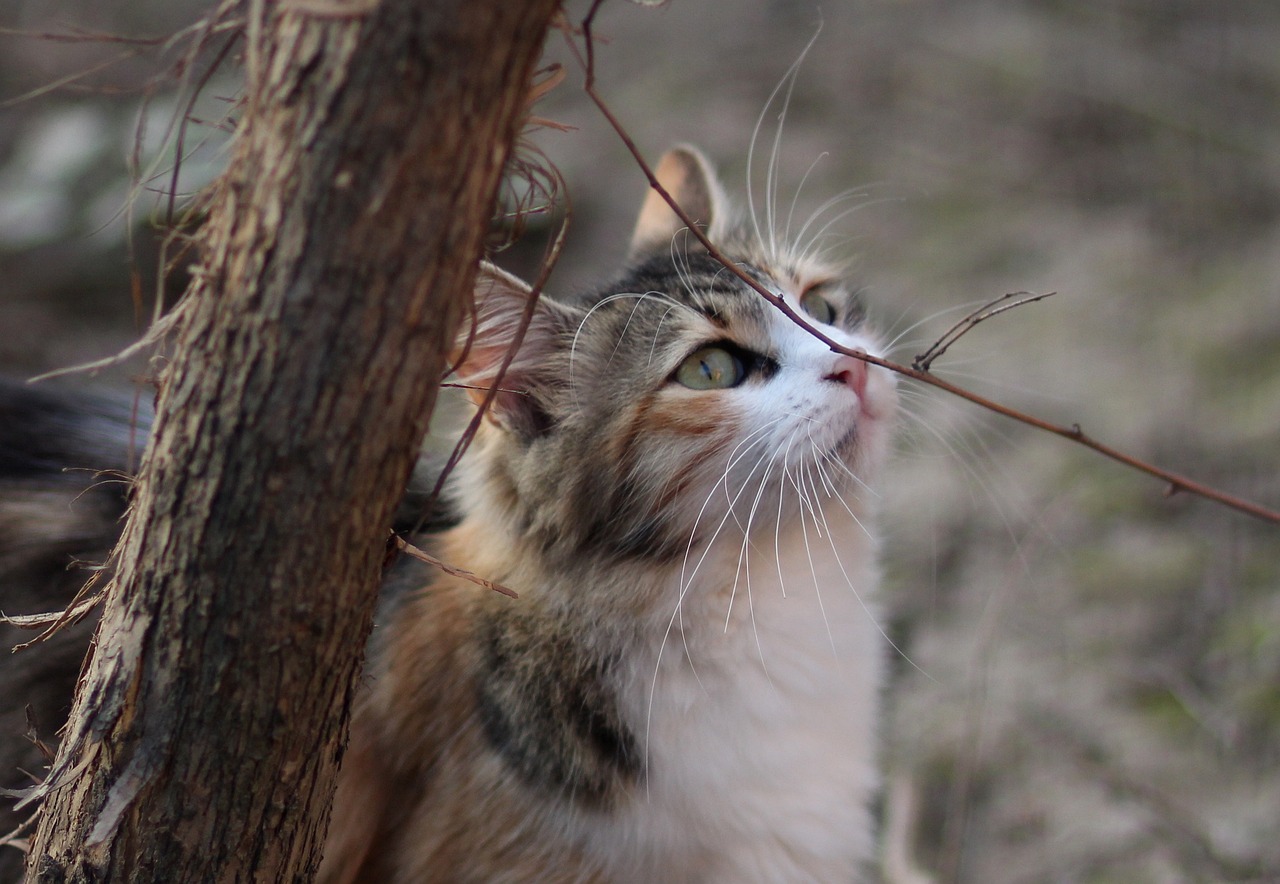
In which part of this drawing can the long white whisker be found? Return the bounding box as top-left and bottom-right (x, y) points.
(788, 448), (823, 537)
(649, 419), (786, 781)
(808, 459), (931, 679)
(793, 196), (898, 269)
(725, 457), (779, 688)
(647, 304), (681, 369)
(677, 421), (781, 604)
(746, 24), (822, 256)
(724, 444), (778, 625)
(774, 431), (804, 599)
(811, 445), (840, 498)
(571, 291), (689, 406)
(817, 444), (877, 501)
(783, 151), (829, 253)
(881, 298), (1006, 355)
(799, 460), (839, 656)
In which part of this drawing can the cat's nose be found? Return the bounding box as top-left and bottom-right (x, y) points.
(824, 352), (868, 399)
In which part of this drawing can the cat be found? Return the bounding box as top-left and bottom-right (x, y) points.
(1, 146), (898, 882)
(0, 385), (146, 881)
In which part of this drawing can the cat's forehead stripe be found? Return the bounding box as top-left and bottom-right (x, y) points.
(692, 304), (730, 328)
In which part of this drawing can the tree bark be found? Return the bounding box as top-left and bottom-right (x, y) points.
(24, 0), (558, 880)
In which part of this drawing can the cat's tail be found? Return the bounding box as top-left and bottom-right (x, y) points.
(0, 379), (147, 874)
(0, 379), (147, 608)
(0, 378), (457, 874)
(0, 377), (460, 580)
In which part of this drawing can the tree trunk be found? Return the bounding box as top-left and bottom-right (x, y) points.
(24, 0), (558, 880)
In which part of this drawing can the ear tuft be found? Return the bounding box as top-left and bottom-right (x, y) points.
(628, 146), (729, 259)
(450, 264), (573, 439)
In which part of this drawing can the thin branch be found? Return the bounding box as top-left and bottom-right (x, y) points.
(439, 382), (528, 395)
(913, 290), (1056, 371)
(393, 536), (518, 599)
(0, 49), (149, 108)
(2, 583), (107, 653)
(161, 29), (242, 232)
(426, 151), (572, 516)
(0, 809), (36, 855)
(24, 707), (56, 767)
(0, 28), (165, 46)
(570, 25), (1280, 526)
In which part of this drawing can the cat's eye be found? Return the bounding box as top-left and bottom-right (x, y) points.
(800, 289), (836, 325)
(675, 346), (746, 390)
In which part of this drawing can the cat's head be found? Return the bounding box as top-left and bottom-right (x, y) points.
(450, 147), (896, 567)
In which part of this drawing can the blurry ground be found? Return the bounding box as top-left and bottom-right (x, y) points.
(2, 1), (1278, 881)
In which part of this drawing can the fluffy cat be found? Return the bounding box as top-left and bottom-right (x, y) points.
(321, 146), (897, 882)
(0, 147), (897, 882)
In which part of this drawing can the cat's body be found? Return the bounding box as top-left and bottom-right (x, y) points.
(330, 523), (882, 883)
(2, 147), (897, 882)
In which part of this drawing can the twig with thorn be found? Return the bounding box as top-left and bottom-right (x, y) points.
(393, 535), (519, 599)
(913, 290), (1056, 371)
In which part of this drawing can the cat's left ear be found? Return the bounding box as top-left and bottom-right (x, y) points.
(628, 145), (730, 259)
(450, 263), (576, 438)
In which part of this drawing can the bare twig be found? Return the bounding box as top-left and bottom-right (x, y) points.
(427, 148), (572, 516)
(2, 584), (107, 653)
(913, 290), (1056, 371)
(24, 707), (55, 766)
(0, 809), (36, 855)
(0, 28), (166, 46)
(160, 29), (241, 232)
(569, 20), (1280, 525)
(0, 49), (149, 109)
(393, 536), (518, 599)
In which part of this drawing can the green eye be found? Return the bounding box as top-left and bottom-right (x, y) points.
(675, 346), (745, 390)
(800, 289), (836, 325)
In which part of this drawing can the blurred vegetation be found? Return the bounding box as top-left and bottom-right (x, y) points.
(2, 0), (1277, 880)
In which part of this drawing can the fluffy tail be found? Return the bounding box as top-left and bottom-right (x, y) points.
(0, 379), (457, 873)
(0, 379), (148, 873)
(0, 380), (148, 583)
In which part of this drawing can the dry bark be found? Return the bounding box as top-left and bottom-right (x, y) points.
(23, 0), (559, 880)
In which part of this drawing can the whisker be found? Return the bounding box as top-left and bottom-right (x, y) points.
(882, 298), (1004, 355)
(570, 290), (689, 406)
(649, 419), (786, 780)
(774, 431), (805, 599)
(797, 460), (839, 657)
(746, 25), (822, 258)
(807, 459), (932, 680)
(647, 304), (681, 369)
(723, 445), (778, 624)
(787, 453), (823, 539)
(782, 150), (830, 251)
(792, 193), (898, 270)
(726, 451), (781, 689)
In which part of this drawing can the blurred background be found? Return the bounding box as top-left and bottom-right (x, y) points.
(2, 1), (1277, 880)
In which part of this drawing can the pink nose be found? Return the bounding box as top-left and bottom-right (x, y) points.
(825, 352), (868, 399)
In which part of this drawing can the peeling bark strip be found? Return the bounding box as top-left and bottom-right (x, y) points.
(25, 1), (559, 880)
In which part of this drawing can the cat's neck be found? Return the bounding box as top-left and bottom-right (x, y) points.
(446, 482), (880, 649)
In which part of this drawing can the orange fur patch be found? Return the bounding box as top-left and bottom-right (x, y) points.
(640, 393), (734, 438)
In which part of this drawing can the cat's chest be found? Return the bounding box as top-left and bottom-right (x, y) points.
(597, 519), (883, 880)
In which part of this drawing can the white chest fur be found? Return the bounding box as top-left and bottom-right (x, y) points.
(583, 514), (883, 882)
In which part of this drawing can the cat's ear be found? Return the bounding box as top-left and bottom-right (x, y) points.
(628, 145), (729, 259)
(450, 263), (575, 438)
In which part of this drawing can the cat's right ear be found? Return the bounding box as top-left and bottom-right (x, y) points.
(450, 263), (575, 438)
(628, 145), (729, 259)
